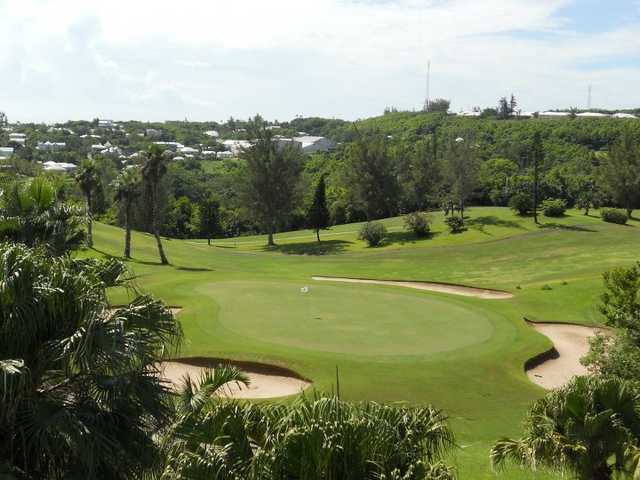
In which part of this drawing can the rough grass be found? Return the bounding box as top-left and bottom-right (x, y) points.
(85, 207), (640, 479)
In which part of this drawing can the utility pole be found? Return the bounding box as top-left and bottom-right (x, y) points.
(587, 85), (592, 109)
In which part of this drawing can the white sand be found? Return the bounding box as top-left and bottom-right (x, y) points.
(312, 276), (513, 299)
(526, 322), (604, 389)
(157, 361), (311, 399)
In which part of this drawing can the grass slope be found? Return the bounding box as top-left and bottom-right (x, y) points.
(88, 207), (640, 479)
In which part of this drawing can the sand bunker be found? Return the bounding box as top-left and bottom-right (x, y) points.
(526, 321), (605, 389)
(312, 276), (513, 299)
(157, 358), (311, 399)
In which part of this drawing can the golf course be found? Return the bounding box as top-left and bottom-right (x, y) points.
(89, 206), (639, 479)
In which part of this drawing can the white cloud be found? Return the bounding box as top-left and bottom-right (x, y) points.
(0, 0), (638, 122)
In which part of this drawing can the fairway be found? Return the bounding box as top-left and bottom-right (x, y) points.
(88, 206), (640, 479)
(209, 280), (494, 355)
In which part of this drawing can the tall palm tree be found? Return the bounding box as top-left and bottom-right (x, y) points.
(0, 176), (84, 255)
(112, 167), (141, 258)
(0, 242), (182, 479)
(141, 145), (169, 264)
(491, 375), (640, 480)
(74, 159), (100, 247)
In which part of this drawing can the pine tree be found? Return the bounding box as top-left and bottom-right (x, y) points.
(308, 175), (330, 242)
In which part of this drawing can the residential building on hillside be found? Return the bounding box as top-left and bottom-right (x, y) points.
(0, 147), (14, 158)
(37, 141), (66, 151)
(98, 119), (115, 128)
(222, 139), (251, 155)
(204, 130), (219, 138)
(292, 135), (336, 153)
(42, 161), (77, 172)
(153, 141), (184, 151)
(8, 133), (26, 145)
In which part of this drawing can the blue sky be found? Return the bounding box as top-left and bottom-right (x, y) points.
(0, 0), (638, 123)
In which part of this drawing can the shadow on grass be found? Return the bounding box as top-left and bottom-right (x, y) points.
(466, 216), (526, 234)
(381, 230), (439, 246)
(263, 239), (352, 255)
(539, 223), (597, 232)
(91, 247), (175, 267)
(175, 266), (213, 272)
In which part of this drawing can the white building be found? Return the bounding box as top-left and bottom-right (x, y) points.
(292, 136), (336, 153)
(216, 151), (234, 159)
(98, 119), (115, 129)
(457, 111), (482, 117)
(145, 128), (161, 137)
(42, 161), (77, 172)
(8, 133), (26, 145)
(179, 146), (199, 155)
(613, 113), (638, 119)
(577, 112), (609, 118)
(222, 139), (251, 155)
(204, 130), (219, 138)
(539, 111), (570, 119)
(0, 147), (14, 158)
(153, 141), (184, 151)
(37, 141), (66, 151)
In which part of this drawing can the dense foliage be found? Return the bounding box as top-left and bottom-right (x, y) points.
(358, 221), (387, 247)
(404, 211), (431, 237)
(0, 243), (182, 479)
(601, 208), (628, 224)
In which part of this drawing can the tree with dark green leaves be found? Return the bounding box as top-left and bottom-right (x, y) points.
(141, 144), (170, 264)
(307, 175), (330, 242)
(491, 376), (640, 480)
(241, 127), (303, 246)
(199, 194), (222, 245)
(530, 131), (544, 224)
(0, 242), (182, 479)
(345, 130), (399, 220)
(443, 135), (479, 223)
(599, 130), (640, 218)
(74, 159), (100, 247)
(112, 167), (141, 258)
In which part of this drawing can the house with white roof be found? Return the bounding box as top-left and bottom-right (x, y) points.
(577, 112), (610, 118)
(0, 147), (14, 158)
(539, 111), (570, 119)
(37, 141), (66, 151)
(98, 119), (115, 129)
(613, 113), (638, 119)
(204, 130), (219, 138)
(42, 161), (77, 172)
(292, 136), (336, 153)
(8, 133), (26, 145)
(222, 139), (251, 156)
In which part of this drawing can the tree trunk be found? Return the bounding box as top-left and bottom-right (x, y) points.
(207, 237), (211, 246)
(152, 186), (169, 265)
(316, 229), (320, 242)
(267, 231), (275, 247)
(460, 199), (465, 224)
(124, 202), (131, 258)
(627, 208), (633, 219)
(86, 194), (93, 247)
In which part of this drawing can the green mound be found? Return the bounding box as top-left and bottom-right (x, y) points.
(211, 281), (494, 356)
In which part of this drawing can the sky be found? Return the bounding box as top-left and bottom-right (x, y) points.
(0, 0), (639, 123)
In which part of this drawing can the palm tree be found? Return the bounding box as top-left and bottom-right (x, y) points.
(112, 167), (141, 258)
(0, 242), (182, 479)
(491, 376), (640, 480)
(0, 176), (84, 255)
(74, 159), (100, 247)
(141, 145), (169, 264)
(157, 383), (456, 480)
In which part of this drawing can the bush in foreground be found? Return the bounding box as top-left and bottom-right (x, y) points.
(509, 192), (533, 216)
(359, 221), (387, 246)
(601, 208), (628, 225)
(445, 216), (465, 233)
(541, 198), (566, 217)
(159, 378), (457, 480)
(404, 211), (431, 237)
(491, 376), (640, 480)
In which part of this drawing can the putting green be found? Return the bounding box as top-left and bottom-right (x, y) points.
(208, 281), (494, 356)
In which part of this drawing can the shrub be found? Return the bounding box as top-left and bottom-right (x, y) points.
(358, 221), (387, 246)
(445, 216), (465, 233)
(509, 193), (533, 216)
(404, 212), (431, 237)
(541, 198), (566, 217)
(601, 208), (628, 225)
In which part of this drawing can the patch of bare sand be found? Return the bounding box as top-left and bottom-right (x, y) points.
(526, 322), (606, 389)
(312, 276), (513, 299)
(157, 359), (311, 399)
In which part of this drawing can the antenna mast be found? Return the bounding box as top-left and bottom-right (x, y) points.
(424, 60), (431, 111)
(587, 85), (592, 109)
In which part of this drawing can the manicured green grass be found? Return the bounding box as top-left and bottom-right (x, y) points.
(87, 207), (640, 479)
